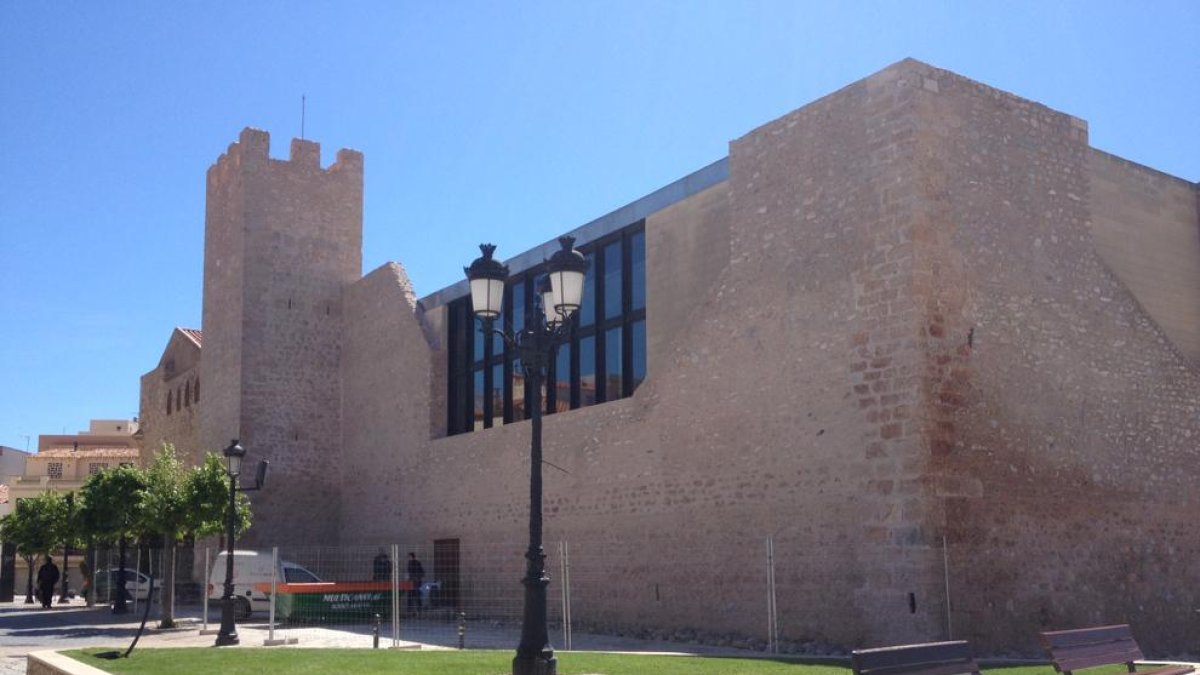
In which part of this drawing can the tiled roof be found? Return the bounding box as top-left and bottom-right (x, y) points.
(178, 327), (202, 347)
(35, 448), (139, 459)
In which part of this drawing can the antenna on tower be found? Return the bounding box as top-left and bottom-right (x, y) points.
(301, 94), (306, 139)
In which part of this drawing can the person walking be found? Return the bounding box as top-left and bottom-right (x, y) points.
(36, 557), (60, 609)
(372, 549), (392, 581)
(406, 552), (424, 613)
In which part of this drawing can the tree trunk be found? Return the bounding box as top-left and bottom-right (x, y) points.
(113, 536), (128, 614)
(83, 541), (95, 608)
(159, 538), (176, 628)
(23, 555), (34, 604)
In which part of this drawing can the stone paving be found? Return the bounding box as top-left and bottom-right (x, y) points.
(0, 598), (746, 674)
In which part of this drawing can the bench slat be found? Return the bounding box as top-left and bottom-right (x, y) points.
(1055, 649), (1142, 674)
(1042, 625), (1135, 649)
(1039, 624), (1171, 675)
(853, 641), (980, 675)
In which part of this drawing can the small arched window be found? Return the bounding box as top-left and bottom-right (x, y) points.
(167, 389), (173, 415)
(185, 380), (191, 407)
(195, 377), (200, 402)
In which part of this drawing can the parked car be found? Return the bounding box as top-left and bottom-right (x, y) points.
(93, 568), (161, 603)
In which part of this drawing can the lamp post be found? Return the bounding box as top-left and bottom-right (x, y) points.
(465, 236), (587, 675)
(215, 439), (245, 647)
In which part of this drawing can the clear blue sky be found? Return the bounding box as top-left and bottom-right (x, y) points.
(1, 2), (1197, 452)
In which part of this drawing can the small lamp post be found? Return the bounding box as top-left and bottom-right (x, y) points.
(465, 236), (587, 675)
(215, 439), (245, 647)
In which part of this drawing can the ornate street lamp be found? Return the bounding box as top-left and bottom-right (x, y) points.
(465, 236), (586, 675)
(215, 439), (245, 647)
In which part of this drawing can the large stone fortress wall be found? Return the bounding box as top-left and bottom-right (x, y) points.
(163, 58), (1199, 651)
(339, 59), (1197, 650)
(200, 128), (363, 546)
(904, 61), (1200, 649)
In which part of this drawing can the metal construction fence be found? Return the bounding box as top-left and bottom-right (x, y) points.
(44, 538), (952, 653)
(42, 536), (1197, 656)
(187, 538), (857, 652)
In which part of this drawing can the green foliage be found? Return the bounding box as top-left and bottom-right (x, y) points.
(141, 444), (191, 543)
(78, 464), (149, 546)
(0, 492), (64, 557)
(184, 452), (250, 539)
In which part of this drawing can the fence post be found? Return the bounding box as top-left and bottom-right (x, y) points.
(766, 536), (778, 654)
(391, 543), (400, 647)
(199, 547), (215, 635)
(559, 541), (572, 651)
(943, 535), (952, 639)
(268, 547), (278, 643)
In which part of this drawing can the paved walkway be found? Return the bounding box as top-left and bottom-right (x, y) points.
(0, 599), (745, 674)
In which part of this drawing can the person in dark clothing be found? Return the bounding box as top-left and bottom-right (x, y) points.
(372, 549), (392, 581)
(406, 552), (424, 612)
(36, 557), (60, 609)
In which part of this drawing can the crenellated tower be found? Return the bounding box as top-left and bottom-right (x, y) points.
(200, 127), (363, 545)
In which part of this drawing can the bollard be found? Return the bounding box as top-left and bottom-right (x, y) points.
(457, 611), (466, 650)
(373, 613), (381, 649)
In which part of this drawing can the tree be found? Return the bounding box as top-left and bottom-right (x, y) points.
(184, 452), (251, 541)
(79, 464), (148, 614)
(138, 444), (190, 628)
(0, 493), (63, 604)
(49, 491), (82, 603)
(0, 505), (36, 603)
(138, 448), (253, 628)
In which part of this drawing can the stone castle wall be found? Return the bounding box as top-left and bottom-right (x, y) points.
(898, 61), (1200, 651)
(138, 329), (203, 465)
(179, 58), (1199, 651)
(200, 128), (363, 546)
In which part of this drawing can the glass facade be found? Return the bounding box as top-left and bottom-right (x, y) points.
(446, 220), (647, 435)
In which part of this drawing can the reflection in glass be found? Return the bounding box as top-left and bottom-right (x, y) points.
(632, 320), (646, 391)
(473, 370), (485, 431)
(604, 241), (622, 320)
(554, 344), (571, 413)
(580, 253), (595, 327)
(491, 364), (504, 427)
(512, 358), (525, 421)
(579, 336), (596, 407)
(631, 231), (645, 311)
(512, 280), (525, 334)
(492, 326), (504, 357)
(605, 327), (622, 401)
(473, 318), (484, 363)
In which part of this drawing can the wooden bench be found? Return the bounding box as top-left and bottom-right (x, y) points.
(853, 640), (982, 675)
(1040, 624), (1194, 675)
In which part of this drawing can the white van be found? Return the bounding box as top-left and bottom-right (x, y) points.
(207, 550), (321, 618)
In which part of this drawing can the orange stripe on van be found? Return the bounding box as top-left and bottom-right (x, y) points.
(252, 580), (416, 594)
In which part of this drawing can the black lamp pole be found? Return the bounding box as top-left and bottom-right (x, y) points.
(215, 439), (245, 647)
(466, 237), (586, 675)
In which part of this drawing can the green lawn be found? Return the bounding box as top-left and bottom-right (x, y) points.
(67, 649), (844, 675)
(65, 649), (1157, 675)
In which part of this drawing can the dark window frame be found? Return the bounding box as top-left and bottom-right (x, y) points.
(446, 220), (647, 436)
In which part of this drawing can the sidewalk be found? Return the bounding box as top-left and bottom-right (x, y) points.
(1, 598), (746, 674)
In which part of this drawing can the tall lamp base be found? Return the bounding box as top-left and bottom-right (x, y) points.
(512, 654), (556, 675)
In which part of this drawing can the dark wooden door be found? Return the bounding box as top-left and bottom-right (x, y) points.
(432, 538), (460, 609)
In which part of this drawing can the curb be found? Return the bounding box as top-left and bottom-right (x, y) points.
(26, 650), (109, 675)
